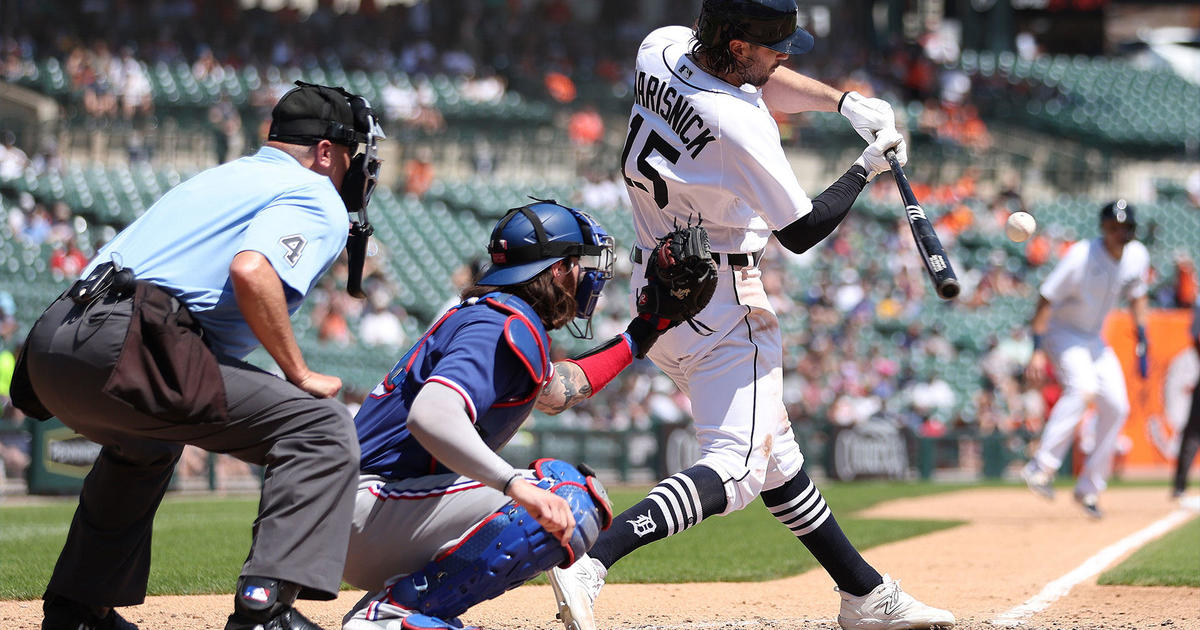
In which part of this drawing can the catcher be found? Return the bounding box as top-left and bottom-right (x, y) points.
(341, 202), (715, 630)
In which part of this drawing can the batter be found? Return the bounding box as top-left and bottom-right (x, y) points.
(548, 2), (954, 630)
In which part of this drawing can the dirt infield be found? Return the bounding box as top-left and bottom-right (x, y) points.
(2, 486), (1196, 629)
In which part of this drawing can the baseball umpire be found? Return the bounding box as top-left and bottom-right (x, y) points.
(10, 82), (385, 630)
(548, 2), (954, 629)
(340, 200), (710, 630)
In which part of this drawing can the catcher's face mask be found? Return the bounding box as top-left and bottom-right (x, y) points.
(571, 210), (613, 328)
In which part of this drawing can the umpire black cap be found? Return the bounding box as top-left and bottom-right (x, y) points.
(268, 81), (368, 148)
(1100, 199), (1137, 227)
(698, 0), (815, 55)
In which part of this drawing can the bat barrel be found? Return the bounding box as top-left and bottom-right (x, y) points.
(884, 148), (959, 300)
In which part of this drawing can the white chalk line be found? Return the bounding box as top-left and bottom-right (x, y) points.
(617, 619), (825, 630)
(990, 504), (1199, 627)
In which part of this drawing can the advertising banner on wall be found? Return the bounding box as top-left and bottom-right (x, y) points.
(1104, 309), (1197, 466)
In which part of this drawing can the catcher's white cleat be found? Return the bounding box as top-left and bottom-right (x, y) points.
(837, 575), (955, 630)
(548, 553), (606, 630)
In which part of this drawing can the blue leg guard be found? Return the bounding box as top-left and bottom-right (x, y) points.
(385, 459), (612, 620)
(401, 614), (480, 630)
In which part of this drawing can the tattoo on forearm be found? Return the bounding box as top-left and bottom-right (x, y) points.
(538, 364), (593, 414)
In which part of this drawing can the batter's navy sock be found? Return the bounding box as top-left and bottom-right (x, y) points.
(761, 470), (882, 597)
(588, 465), (726, 569)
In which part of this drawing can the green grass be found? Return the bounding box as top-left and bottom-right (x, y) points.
(595, 481), (963, 584)
(0, 481), (964, 599)
(1098, 517), (1200, 588)
(0, 496), (259, 599)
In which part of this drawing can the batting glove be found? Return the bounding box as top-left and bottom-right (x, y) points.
(839, 91), (899, 144)
(853, 128), (907, 181)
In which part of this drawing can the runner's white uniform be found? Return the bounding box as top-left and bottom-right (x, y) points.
(1032, 237), (1150, 496)
(624, 26), (815, 514)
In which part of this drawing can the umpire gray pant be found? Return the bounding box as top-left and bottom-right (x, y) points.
(23, 291), (359, 607)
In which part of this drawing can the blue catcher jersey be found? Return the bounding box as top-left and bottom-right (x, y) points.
(355, 293), (553, 479)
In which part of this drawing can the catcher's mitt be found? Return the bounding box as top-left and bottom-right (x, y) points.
(637, 224), (718, 328)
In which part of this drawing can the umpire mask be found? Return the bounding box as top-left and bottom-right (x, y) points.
(342, 93), (385, 297)
(270, 81), (385, 298)
(341, 93), (385, 216)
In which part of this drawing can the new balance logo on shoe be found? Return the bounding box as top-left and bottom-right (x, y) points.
(837, 575), (955, 630)
(881, 584), (902, 616)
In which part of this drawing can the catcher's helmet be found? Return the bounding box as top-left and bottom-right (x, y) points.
(480, 201), (614, 326)
(697, 0), (814, 55)
(1099, 199), (1137, 227)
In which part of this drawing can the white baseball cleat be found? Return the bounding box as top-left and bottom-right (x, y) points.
(837, 575), (955, 630)
(1073, 492), (1103, 519)
(548, 553), (607, 630)
(1021, 466), (1055, 501)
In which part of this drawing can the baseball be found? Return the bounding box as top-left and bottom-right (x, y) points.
(1006, 212), (1037, 242)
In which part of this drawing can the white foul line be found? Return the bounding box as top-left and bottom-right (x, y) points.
(620, 620), (824, 630)
(990, 506), (1198, 627)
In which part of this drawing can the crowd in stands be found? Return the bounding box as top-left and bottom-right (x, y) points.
(3, 2), (1199, 488)
(2, 1), (1005, 159)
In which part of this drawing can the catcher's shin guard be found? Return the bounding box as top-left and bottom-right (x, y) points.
(385, 459), (612, 620)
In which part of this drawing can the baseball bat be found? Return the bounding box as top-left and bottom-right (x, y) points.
(885, 149), (960, 300)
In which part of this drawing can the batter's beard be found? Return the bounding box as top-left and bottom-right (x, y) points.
(736, 59), (777, 88)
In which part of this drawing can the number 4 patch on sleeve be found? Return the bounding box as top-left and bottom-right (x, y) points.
(280, 234), (307, 267)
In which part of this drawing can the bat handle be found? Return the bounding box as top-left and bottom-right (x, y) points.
(884, 147), (902, 172)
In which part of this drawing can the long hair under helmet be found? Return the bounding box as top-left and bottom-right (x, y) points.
(478, 200), (614, 338)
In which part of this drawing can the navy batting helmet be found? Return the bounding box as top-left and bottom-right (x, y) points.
(1100, 199), (1137, 227)
(697, 0), (814, 55)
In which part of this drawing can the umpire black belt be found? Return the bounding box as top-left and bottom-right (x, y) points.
(630, 247), (763, 268)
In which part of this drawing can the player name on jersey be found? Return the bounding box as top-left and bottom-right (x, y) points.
(633, 70), (717, 159)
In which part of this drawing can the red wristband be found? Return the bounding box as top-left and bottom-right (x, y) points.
(562, 335), (634, 397)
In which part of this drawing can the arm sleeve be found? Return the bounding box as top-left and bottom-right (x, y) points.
(238, 183), (348, 298)
(407, 381), (518, 491)
(1039, 242), (1085, 303)
(772, 164), (868, 254)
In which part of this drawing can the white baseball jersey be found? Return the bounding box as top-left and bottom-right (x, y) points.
(624, 26), (812, 254)
(1030, 237), (1147, 497)
(623, 27), (813, 514)
(1040, 238), (1149, 339)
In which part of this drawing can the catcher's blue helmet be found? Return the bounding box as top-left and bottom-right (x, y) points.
(479, 201), (614, 330)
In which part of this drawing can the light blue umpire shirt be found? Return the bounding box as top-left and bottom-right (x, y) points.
(81, 146), (351, 359)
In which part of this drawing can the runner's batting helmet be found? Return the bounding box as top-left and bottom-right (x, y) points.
(697, 0), (814, 55)
(1100, 199), (1137, 227)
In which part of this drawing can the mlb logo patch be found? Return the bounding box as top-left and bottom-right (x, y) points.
(680, 65), (693, 79)
(242, 585), (272, 603)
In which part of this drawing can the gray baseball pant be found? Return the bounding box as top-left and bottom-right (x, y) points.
(23, 291), (359, 607)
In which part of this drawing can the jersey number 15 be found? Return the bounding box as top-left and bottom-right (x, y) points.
(621, 113), (680, 209)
